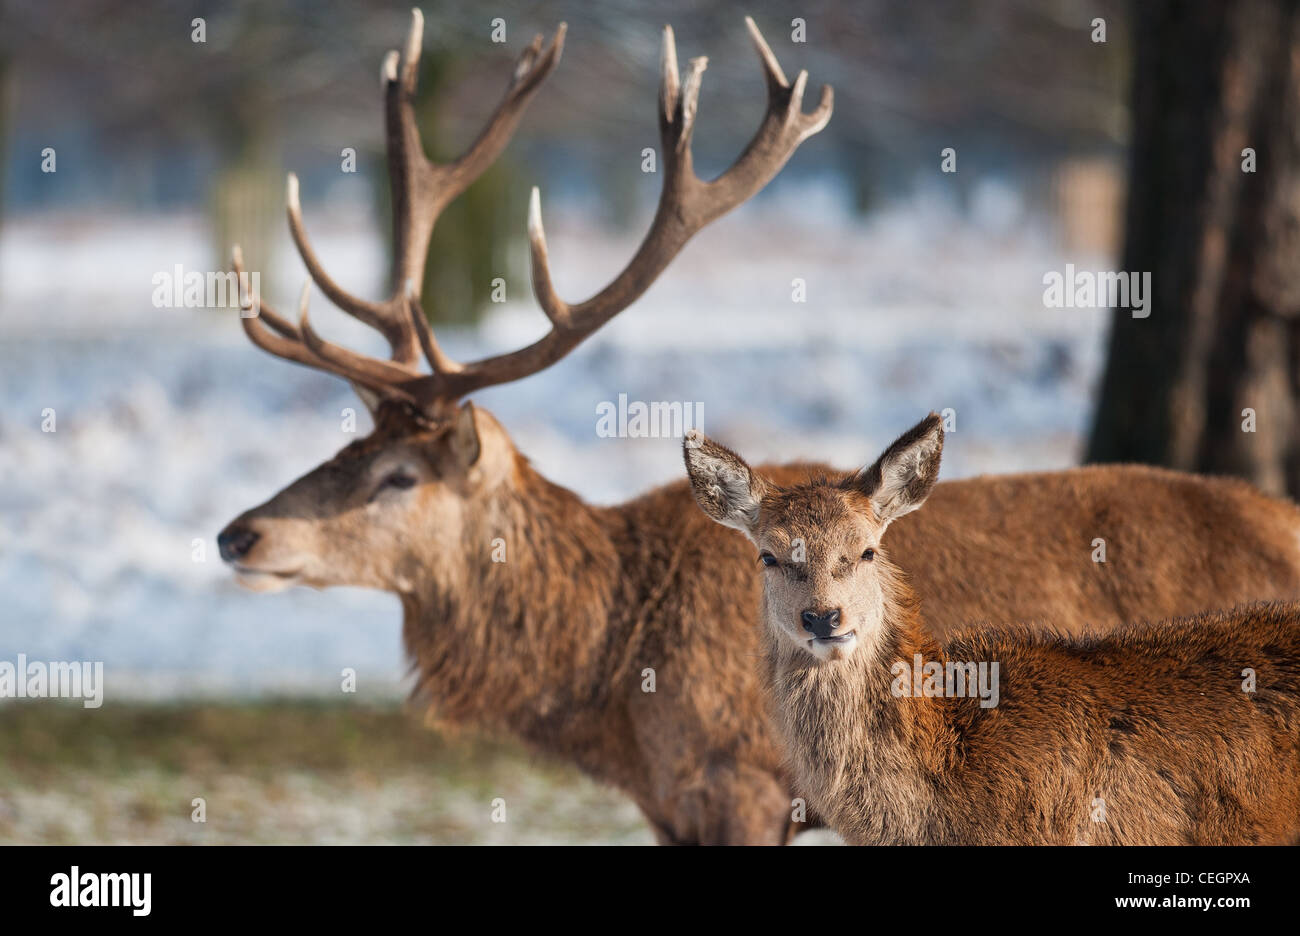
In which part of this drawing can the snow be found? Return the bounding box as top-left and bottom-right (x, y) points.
(0, 197), (1112, 697)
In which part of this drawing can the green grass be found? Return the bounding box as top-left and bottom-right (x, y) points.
(0, 700), (653, 845)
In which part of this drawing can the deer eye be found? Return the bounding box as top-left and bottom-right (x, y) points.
(861, 548), (875, 562)
(759, 552), (779, 568)
(371, 470), (418, 500)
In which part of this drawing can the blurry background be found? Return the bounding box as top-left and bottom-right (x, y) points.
(2, 0), (1289, 843)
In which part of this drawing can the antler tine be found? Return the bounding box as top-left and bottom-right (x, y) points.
(418, 18), (833, 405)
(231, 245), (298, 340)
(693, 17), (833, 220)
(405, 281), (464, 375)
(399, 7), (424, 94)
(388, 15), (566, 298)
(744, 15), (790, 96)
(527, 186), (570, 328)
(231, 246), (402, 395)
(284, 172), (392, 333)
(659, 25), (680, 126)
(296, 293), (425, 395)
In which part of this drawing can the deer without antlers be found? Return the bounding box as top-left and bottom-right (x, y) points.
(685, 417), (1300, 845)
(220, 11), (1300, 844)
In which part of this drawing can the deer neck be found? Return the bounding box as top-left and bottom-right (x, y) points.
(767, 582), (959, 844)
(400, 456), (626, 755)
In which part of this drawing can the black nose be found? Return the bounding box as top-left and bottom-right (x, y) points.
(218, 524), (260, 563)
(801, 608), (841, 639)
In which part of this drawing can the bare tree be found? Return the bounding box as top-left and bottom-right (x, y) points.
(1088, 0), (1300, 497)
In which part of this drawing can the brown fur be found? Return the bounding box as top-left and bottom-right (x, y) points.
(223, 404), (1300, 843)
(689, 417), (1300, 844)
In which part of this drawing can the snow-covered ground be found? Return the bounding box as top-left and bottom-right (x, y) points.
(0, 193), (1113, 697)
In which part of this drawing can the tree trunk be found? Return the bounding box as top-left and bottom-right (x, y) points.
(1087, 0), (1300, 497)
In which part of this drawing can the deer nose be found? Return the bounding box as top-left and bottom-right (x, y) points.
(801, 608), (841, 639)
(218, 524), (260, 563)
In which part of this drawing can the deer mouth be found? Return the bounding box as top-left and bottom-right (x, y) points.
(233, 565), (303, 592)
(807, 630), (858, 661)
(812, 630), (856, 645)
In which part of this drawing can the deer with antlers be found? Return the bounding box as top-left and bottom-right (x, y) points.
(219, 11), (1300, 843)
(683, 417), (1300, 845)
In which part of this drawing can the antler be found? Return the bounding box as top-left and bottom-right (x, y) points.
(235, 13), (832, 418)
(435, 17), (833, 402)
(235, 8), (565, 405)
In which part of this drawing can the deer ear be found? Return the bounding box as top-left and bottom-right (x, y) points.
(683, 430), (766, 536)
(450, 401), (482, 468)
(854, 412), (944, 525)
(350, 383), (384, 418)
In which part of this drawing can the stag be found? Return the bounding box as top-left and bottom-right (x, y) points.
(220, 11), (1300, 843)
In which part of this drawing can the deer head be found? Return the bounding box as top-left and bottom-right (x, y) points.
(219, 401), (517, 593)
(684, 414), (944, 663)
(218, 10), (833, 596)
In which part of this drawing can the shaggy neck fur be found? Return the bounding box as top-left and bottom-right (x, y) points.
(400, 453), (636, 777)
(765, 564), (960, 844)
(766, 558), (1300, 845)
